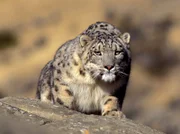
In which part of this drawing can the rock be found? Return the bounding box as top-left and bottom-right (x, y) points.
(0, 97), (164, 134)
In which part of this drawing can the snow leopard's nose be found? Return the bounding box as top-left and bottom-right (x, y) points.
(104, 65), (114, 70)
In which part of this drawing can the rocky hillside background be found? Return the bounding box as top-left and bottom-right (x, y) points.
(0, 0), (180, 133)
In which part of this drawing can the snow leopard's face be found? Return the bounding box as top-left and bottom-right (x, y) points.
(80, 27), (131, 83)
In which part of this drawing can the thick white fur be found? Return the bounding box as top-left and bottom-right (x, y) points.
(102, 73), (116, 82)
(61, 52), (122, 113)
(69, 79), (121, 113)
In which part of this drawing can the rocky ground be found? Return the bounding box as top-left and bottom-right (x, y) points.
(0, 0), (180, 133)
(0, 97), (164, 134)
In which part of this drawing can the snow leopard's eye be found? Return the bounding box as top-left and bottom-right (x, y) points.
(94, 51), (102, 56)
(115, 51), (123, 55)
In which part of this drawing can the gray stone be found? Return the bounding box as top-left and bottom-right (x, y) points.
(0, 97), (164, 134)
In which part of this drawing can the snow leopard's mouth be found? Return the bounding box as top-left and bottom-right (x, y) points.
(89, 68), (119, 83)
(101, 73), (116, 82)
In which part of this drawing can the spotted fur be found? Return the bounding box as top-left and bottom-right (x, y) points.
(36, 22), (131, 117)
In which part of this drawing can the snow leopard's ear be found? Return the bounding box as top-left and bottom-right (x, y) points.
(80, 35), (92, 47)
(121, 32), (130, 44)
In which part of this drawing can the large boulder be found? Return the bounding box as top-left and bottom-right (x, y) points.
(0, 97), (164, 134)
